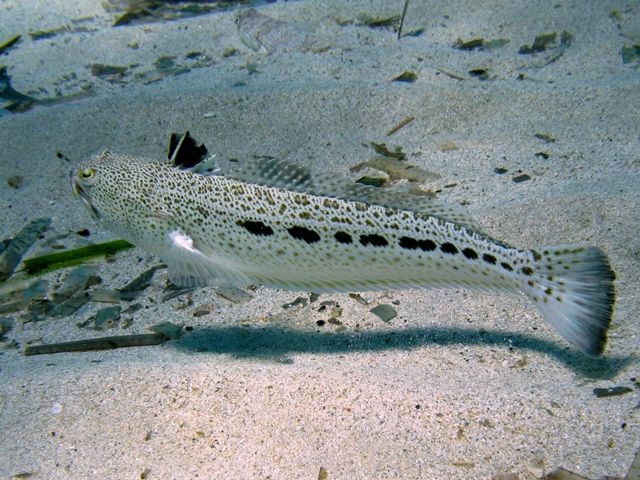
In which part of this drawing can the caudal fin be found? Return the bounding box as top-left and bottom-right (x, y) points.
(525, 245), (615, 356)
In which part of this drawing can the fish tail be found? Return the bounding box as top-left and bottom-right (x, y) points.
(524, 245), (615, 356)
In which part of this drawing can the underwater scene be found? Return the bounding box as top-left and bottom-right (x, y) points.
(0, 0), (639, 478)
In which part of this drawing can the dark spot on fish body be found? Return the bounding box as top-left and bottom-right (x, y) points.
(288, 226), (321, 244)
(482, 253), (497, 265)
(355, 203), (368, 212)
(500, 262), (513, 271)
(440, 242), (458, 255)
(359, 234), (389, 247)
(419, 239), (437, 251)
(521, 266), (533, 276)
(399, 236), (419, 250)
(293, 195), (310, 206)
(237, 220), (274, 236)
(334, 231), (353, 244)
(462, 248), (478, 259)
(195, 205), (210, 218)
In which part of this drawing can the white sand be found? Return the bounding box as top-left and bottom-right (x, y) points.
(1, 1), (639, 478)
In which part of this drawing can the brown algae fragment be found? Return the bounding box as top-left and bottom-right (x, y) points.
(349, 293), (369, 305)
(0, 217), (51, 281)
(356, 13), (401, 29)
(90, 63), (128, 78)
(593, 386), (633, 398)
(24, 333), (166, 355)
(386, 115), (415, 136)
(351, 157), (440, 183)
(0, 34), (21, 54)
(519, 32), (558, 54)
(437, 140), (459, 152)
(534, 132), (556, 143)
(370, 142), (407, 160)
(454, 37), (484, 50)
(454, 37), (509, 50)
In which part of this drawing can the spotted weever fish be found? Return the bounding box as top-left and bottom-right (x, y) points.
(71, 151), (615, 356)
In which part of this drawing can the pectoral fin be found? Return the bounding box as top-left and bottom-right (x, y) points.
(164, 230), (250, 288)
(145, 211), (249, 289)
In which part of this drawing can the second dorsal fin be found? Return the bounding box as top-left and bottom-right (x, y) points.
(198, 156), (484, 232)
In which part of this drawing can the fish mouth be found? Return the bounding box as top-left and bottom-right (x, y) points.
(70, 170), (101, 220)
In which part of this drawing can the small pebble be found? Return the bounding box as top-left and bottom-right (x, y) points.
(512, 173), (531, 183)
(192, 307), (211, 317)
(7, 175), (24, 189)
(370, 304), (397, 322)
(393, 70), (418, 83)
(150, 322), (184, 340)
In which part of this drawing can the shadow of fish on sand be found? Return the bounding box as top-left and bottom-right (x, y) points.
(170, 323), (632, 379)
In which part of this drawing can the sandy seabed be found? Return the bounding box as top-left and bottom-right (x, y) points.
(0, 1), (639, 479)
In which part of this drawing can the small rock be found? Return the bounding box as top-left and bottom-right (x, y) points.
(492, 473), (519, 480)
(215, 285), (253, 304)
(534, 132), (556, 143)
(438, 139), (459, 152)
(318, 466), (329, 480)
(393, 70), (418, 83)
(370, 304), (397, 322)
(192, 307), (211, 317)
(282, 297), (308, 310)
(94, 305), (121, 330)
(0, 317), (14, 338)
(149, 322), (184, 340)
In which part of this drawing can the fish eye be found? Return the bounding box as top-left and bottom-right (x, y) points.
(79, 168), (96, 180)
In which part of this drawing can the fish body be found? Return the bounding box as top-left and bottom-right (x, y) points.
(72, 151), (615, 356)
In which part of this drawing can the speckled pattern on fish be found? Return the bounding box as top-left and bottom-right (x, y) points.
(71, 151), (615, 356)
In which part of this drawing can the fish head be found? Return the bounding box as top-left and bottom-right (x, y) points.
(71, 151), (156, 239)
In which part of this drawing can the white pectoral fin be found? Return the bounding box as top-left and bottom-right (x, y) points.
(164, 229), (250, 289)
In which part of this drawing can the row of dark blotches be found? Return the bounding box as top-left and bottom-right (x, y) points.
(237, 219), (529, 275)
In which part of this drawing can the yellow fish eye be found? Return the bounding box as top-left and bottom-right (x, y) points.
(79, 168), (96, 180)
